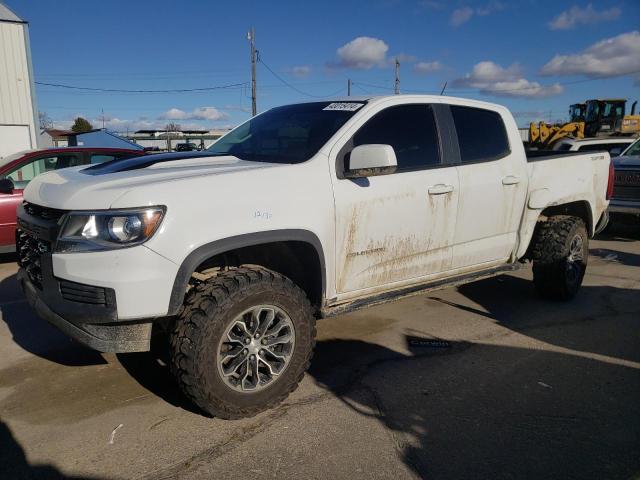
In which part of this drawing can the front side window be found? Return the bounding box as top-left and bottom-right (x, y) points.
(451, 105), (510, 163)
(207, 101), (364, 164)
(352, 104), (440, 171)
(3, 153), (83, 189)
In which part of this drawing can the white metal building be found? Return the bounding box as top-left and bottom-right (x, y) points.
(0, 3), (38, 159)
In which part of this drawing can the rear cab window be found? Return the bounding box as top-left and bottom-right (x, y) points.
(577, 143), (628, 154)
(450, 105), (510, 163)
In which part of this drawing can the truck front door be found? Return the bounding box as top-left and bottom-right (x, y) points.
(330, 102), (459, 297)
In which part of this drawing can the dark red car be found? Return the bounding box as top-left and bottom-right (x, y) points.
(0, 147), (145, 251)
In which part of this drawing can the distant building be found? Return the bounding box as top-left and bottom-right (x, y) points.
(0, 3), (39, 159)
(67, 129), (143, 150)
(39, 128), (73, 148)
(126, 129), (232, 151)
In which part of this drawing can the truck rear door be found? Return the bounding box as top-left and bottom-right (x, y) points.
(330, 102), (459, 295)
(447, 105), (528, 269)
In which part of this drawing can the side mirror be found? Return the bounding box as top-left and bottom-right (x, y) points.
(344, 144), (397, 178)
(0, 178), (14, 194)
(609, 147), (622, 157)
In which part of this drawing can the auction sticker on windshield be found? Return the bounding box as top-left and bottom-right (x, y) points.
(323, 102), (364, 112)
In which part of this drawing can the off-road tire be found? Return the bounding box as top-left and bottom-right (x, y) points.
(170, 266), (316, 419)
(531, 215), (588, 300)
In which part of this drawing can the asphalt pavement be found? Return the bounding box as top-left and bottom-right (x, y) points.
(1, 224), (639, 480)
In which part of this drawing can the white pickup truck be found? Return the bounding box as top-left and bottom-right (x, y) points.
(17, 95), (613, 418)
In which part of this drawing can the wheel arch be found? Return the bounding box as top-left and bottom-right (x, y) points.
(540, 200), (594, 236)
(167, 230), (326, 315)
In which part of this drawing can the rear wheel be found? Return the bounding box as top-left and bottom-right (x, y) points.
(170, 266), (316, 419)
(532, 216), (588, 300)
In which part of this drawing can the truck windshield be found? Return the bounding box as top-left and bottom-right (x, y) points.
(623, 138), (640, 156)
(207, 102), (365, 164)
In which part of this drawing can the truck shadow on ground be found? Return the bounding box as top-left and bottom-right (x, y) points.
(0, 420), (106, 480)
(589, 247), (640, 267)
(308, 335), (640, 480)
(307, 278), (640, 479)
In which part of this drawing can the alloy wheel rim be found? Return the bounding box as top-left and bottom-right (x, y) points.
(217, 305), (296, 393)
(566, 234), (584, 283)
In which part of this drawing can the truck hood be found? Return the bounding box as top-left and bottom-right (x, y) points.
(23, 154), (282, 210)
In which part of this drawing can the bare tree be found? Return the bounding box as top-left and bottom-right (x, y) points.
(165, 123), (181, 151)
(38, 111), (53, 130)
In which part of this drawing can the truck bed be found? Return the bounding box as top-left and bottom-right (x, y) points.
(525, 149), (606, 162)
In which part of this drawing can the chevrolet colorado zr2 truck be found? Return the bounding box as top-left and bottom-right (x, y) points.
(16, 96), (613, 418)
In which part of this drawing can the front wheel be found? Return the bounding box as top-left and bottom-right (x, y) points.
(532, 216), (589, 300)
(170, 266), (316, 419)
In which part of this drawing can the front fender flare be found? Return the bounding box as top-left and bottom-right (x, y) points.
(167, 229), (325, 315)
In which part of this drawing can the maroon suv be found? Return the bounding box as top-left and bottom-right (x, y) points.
(0, 147), (145, 251)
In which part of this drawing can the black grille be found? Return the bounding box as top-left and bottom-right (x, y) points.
(613, 170), (640, 201)
(22, 202), (66, 222)
(612, 185), (640, 201)
(17, 229), (51, 289)
(59, 280), (107, 305)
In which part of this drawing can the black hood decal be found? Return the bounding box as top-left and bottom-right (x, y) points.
(82, 151), (228, 175)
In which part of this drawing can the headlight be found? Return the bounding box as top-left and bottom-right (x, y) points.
(55, 206), (165, 253)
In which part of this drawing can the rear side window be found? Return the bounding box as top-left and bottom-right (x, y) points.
(451, 106), (510, 163)
(352, 104), (440, 171)
(557, 143), (573, 151)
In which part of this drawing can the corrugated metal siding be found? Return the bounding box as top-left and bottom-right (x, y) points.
(0, 21), (34, 125)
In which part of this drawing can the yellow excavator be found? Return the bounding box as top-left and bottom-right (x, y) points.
(529, 99), (639, 149)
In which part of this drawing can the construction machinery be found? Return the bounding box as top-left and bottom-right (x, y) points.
(528, 99), (639, 149)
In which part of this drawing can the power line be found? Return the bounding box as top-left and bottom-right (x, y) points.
(354, 81), (391, 91)
(258, 54), (345, 99)
(34, 81), (248, 93)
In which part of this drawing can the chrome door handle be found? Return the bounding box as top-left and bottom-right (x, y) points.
(502, 175), (521, 185)
(428, 184), (454, 195)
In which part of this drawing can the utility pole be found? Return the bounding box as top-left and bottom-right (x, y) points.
(101, 108), (105, 129)
(394, 58), (400, 95)
(248, 27), (257, 116)
(347, 79), (352, 96)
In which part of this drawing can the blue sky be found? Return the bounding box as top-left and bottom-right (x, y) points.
(9, 0), (640, 130)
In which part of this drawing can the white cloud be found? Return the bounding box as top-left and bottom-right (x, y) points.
(453, 61), (564, 98)
(413, 61), (443, 74)
(395, 53), (417, 63)
(475, 0), (505, 16)
(333, 36), (389, 69)
(291, 65), (311, 77)
(159, 106), (229, 121)
(420, 0), (445, 10)
(450, 7), (474, 26)
(450, 2), (504, 26)
(548, 3), (621, 30)
(540, 31), (640, 77)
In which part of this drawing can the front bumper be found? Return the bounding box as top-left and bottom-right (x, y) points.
(15, 202), (177, 353)
(18, 267), (152, 352)
(609, 199), (640, 215)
